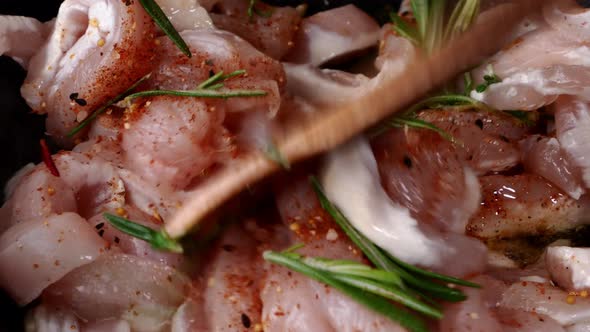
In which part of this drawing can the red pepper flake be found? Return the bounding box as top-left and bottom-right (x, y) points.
(40, 139), (60, 177)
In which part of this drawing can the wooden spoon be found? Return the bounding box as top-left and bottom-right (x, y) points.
(166, 0), (542, 238)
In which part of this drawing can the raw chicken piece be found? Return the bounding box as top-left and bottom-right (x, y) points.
(285, 5), (380, 66)
(87, 207), (185, 270)
(121, 96), (229, 191)
(202, 224), (262, 331)
(116, 168), (186, 222)
(208, 0), (301, 59)
(501, 281), (590, 326)
(418, 109), (531, 174)
(0, 213), (107, 305)
(3, 164), (76, 226)
(554, 96), (590, 189)
(21, 0), (157, 145)
(3, 151), (125, 226)
(470, 0), (590, 110)
(372, 125), (481, 233)
(44, 253), (190, 331)
(171, 298), (208, 332)
(440, 275), (565, 332)
(0, 16), (50, 67)
(375, 24), (416, 71)
(468, 174), (590, 239)
(520, 135), (584, 199)
(546, 246), (590, 291)
(156, 0), (214, 31)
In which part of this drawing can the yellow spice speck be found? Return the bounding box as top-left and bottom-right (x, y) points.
(581, 290), (588, 298)
(289, 223), (300, 232)
(47, 186), (56, 196)
(115, 207), (127, 217)
(97, 38), (106, 47)
(566, 295), (576, 305)
(89, 18), (99, 27)
(254, 323), (263, 332)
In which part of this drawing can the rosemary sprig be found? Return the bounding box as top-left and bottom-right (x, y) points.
(263, 142), (291, 170)
(463, 72), (473, 96)
(138, 0), (191, 58)
(390, 0), (480, 54)
(383, 117), (459, 144)
(445, 0), (481, 41)
(122, 88), (267, 102)
(278, 177), (479, 322)
(103, 213), (183, 253)
(263, 251), (429, 332)
(404, 94), (490, 116)
(197, 70), (246, 90)
(67, 73), (152, 137)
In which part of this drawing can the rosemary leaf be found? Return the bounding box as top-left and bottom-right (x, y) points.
(405, 94), (490, 115)
(197, 71), (226, 89)
(463, 72), (473, 95)
(445, 0), (480, 41)
(410, 0), (429, 40)
(390, 12), (420, 45)
(248, 0), (273, 18)
(310, 177), (401, 273)
(475, 73), (502, 93)
(138, 0), (192, 58)
(302, 257), (404, 287)
(124, 88), (267, 101)
(220, 69), (247, 81)
(103, 213), (183, 253)
(264, 143), (290, 170)
(389, 117), (459, 145)
(424, 0), (446, 53)
(384, 250), (480, 288)
(67, 73), (152, 137)
(332, 274), (443, 319)
(263, 251), (428, 332)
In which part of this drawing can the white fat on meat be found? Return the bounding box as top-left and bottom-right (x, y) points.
(0, 212), (107, 305)
(43, 253), (190, 331)
(470, 0), (590, 110)
(25, 305), (80, 332)
(21, 0), (156, 145)
(83, 319), (131, 332)
(554, 96), (590, 189)
(285, 5), (380, 66)
(156, 0), (214, 31)
(546, 246), (590, 291)
(0, 16), (51, 67)
(320, 138), (447, 267)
